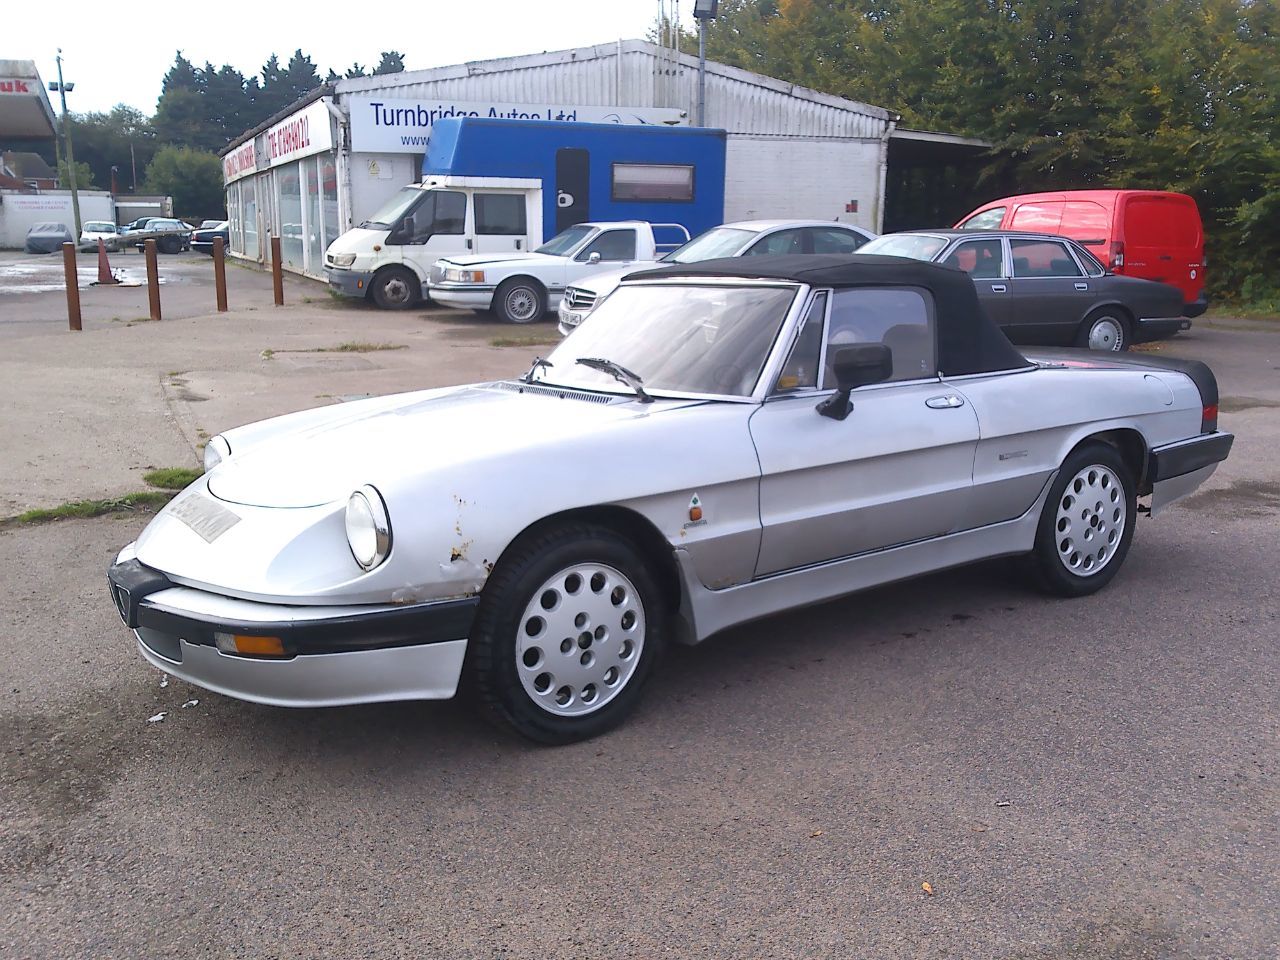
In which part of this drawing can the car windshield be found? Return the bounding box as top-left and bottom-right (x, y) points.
(539, 283), (797, 398)
(660, 227), (755, 263)
(859, 234), (950, 261)
(360, 187), (423, 229)
(535, 225), (596, 256)
(84, 222), (115, 232)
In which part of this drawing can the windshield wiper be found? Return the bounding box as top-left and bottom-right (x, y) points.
(575, 357), (653, 403)
(522, 357), (554, 383)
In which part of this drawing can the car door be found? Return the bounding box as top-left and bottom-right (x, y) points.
(941, 237), (1010, 326)
(472, 192), (530, 254)
(1002, 237), (1093, 345)
(564, 228), (639, 285)
(742, 228), (809, 256)
(748, 286), (981, 576)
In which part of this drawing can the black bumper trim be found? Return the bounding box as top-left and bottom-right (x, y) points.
(1149, 432), (1234, 483)
(109, 560), (479, 655)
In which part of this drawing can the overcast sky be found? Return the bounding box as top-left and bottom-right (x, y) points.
(15, 0), (691, 115)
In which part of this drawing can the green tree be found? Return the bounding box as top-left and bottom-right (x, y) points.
(57, 158), (94, 189)
(373, 51), (406, 75)
(142, 146), (226, 220)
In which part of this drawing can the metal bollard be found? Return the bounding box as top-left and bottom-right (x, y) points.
(213, 236), (228, 312)
(145, 239), (162, 322)
(270, 236), (284, 306)
(61, 242), (82, 332)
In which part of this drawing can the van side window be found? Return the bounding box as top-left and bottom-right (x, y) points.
(1009, 202), (1064, 233)
(960, 207), (1005, 230)
(823, 287), (936, 386)
(1010, 239), (1083, 278)
(474, 194), (527, 235)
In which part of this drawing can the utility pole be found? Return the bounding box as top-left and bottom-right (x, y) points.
(49, 49), (82, 238)
(693, 0), (719, 127)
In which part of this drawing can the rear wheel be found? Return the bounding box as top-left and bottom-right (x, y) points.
(1077, 309), (1130, 351)
(371, 266), (420, 310)
(468, 523), (666, 743)
(159, 236), (181, 255)
(1027, 441), (1136, 597)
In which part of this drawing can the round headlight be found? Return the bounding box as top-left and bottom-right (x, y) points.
(345, 486), (391, 571)
(203, 435), (231, 472)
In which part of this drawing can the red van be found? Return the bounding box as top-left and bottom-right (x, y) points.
(956, 190), (1206, 317)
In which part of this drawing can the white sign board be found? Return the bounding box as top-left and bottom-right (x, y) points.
(348, 96), (686, 153)
(265, 98), (335, 169)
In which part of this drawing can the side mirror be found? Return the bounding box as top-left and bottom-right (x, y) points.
(587, 251), (602, 264)
(816, 344), (894, 421)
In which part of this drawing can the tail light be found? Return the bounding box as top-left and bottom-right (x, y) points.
(1109, 241), (1125, 271)
(1201, 403), (1218, 433)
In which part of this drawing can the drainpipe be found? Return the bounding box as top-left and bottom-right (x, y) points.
(327, 96), (354, 230)
(874, 112), (899, 233)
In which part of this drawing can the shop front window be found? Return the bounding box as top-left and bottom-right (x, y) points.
(278, 163), (304, 269)
(321, 157), (339, 256)
(241, 178), (258, 261)
(305, 158), (323, 272)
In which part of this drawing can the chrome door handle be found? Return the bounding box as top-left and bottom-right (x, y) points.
(990, 284), (1007, 293)
(1074, 282), (1088, 290)
(926, 395), (965, 409)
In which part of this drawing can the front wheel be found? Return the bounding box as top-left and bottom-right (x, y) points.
(1027, 441), (1137, 597)
(371, 266), (421, 310)
(1077, 309), (1130, 351)
(493, 277), (545, 324)
(467, 524), (667, 744)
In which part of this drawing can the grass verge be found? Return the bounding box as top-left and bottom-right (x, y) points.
(5, 491), (172, 530)
(490, 334), (562, 348)
(143, 467), (202, 490)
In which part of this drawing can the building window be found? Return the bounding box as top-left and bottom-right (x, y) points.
(611, 163), (694, 202)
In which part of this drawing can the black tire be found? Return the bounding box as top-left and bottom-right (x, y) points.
(493, 277), (546, 324)
(1076, 308), (1131, 352)
(1027, 441), (1137, 597)
(371, 266), (421, 310)
(468, 523), (667, 744)
(159, 236), (181, 255)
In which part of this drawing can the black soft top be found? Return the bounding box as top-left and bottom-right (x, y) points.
(626, 253), (1028, 377)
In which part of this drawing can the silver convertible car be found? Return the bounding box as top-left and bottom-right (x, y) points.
(108, 255), (1232, 743)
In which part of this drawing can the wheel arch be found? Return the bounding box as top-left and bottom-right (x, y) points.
(493, 504), (687, 641)
(1078, 300), (1135, 329)
(1068, 427), (1150, 494)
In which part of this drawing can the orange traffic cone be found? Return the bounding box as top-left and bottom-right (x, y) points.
(95, 237), (120, 285)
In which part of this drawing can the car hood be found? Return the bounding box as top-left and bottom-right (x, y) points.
(325, 227), (387, 256)
(206, 384), (697, 508)
(566, 264), (658, 296)
(437, 252), (564, 269)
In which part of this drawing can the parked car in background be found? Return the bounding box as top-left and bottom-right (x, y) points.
(430, 221), (691, 323)
(78, 221), (121, 253)
(858, 230), (1188, 351)
(120, 217), (159, 236)
(131, 218), (192, 254)
(558, 219), (876, 334)
(24, 222), (74, 254)
(107, 254), (1232, 743)
(956, 190), (1207, 318)
(191, 221), (230, 255)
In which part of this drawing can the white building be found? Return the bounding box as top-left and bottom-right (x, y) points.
(220, 39), (986, 279)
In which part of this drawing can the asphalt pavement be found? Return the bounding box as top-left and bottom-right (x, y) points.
(0, 268), (1276, 958)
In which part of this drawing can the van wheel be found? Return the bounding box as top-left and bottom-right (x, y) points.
(1077, 309), (1130, 351)
(371, 267), (420, 310)
(494, 278), (545, 324)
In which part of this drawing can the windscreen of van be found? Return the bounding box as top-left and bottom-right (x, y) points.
(360, 188), (423, 229)
(1009, 202), (1063, 233)
(959, 207), (1005, 230)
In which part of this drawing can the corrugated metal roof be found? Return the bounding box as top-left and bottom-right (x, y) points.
(333, 40), (893, 141)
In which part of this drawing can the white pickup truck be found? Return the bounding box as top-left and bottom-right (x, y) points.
(429, 220), (690, 324)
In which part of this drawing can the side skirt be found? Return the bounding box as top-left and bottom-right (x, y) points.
(672, 475), (1055, 645)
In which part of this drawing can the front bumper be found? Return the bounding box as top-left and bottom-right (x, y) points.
(108, 557), (476, 707)
(429, 281), (497, 311)
(557, 302), (586, 337)
(325, 266), (375, 298)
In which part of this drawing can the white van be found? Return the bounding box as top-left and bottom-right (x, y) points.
(324, 176), (543, 309)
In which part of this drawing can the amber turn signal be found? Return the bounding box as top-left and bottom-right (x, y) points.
(214, 632), (287, 657)
(689, 505), (703, 522)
